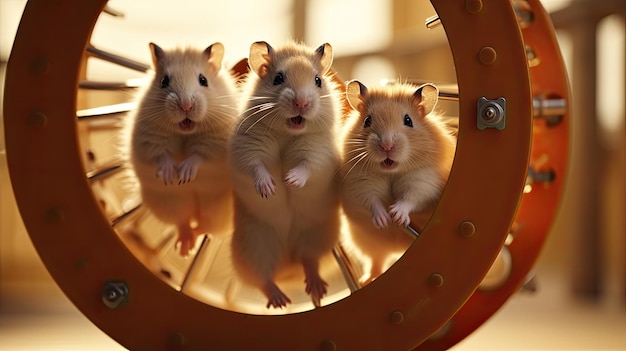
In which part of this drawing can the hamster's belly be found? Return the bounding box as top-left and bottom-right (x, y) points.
(341, 196), (412, 255)
(131, 157), (233, 233)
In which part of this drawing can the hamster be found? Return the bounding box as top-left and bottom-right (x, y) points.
(339, 80), (456, 284)
(229, 40), (342, 309)
(124, 42), (238, 257)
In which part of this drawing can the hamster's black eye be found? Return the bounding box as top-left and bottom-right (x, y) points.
(273, 72), (284, 85)
(160, 75), (170, 89)
(199, 74), (208, 87)
(403, 114), (413, 128)
(363, 115), (372, 128)
(315, 75), (322, 88)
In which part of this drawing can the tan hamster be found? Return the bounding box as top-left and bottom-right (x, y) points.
(230, 40), (342, 309)
(339, 80), (456, 284)
(125, 42), (238, 257)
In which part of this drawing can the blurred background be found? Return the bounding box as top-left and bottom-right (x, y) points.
(1, 0), (625, 349)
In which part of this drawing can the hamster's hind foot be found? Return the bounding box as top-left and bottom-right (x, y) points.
(303, 259), (328, 308)
(263, 281), (291, 309)
(175, 224), (197, 257)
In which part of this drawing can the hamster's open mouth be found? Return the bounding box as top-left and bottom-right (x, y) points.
(381, 158), (398, 170)
(179, 118), (195, 131)
(288, 116), (305, 129)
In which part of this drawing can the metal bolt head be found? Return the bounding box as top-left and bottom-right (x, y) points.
(101, 281), (129, 309)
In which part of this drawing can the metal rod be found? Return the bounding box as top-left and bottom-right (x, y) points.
(180, 235), (212, 292)
(533, 97), (567, 118)
(425, 15), (442, 29)
(405, 225), (421, 239)
(110, 204), (143, 227)
(86, 161), (124, 181)
(86, 45), (151, 73)
(332, 244), (362, 293)
(77, 102), (136, 119)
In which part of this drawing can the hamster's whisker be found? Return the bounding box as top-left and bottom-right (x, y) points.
(341, 151), (368, 180)
(242, 109), (277, 135)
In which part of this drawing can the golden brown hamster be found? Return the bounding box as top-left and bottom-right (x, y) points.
(339, 80), (456, 283)
(229, 40), (342, 309)
(125, 42), (238, 257)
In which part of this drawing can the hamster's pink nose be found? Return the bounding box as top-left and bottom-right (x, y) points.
(179, 103), (193, 112)
(379, 143), (395, 152)
(293, 98), (310, 111)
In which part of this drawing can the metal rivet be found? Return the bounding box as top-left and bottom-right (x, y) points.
(321, 339), (337, 351)
(429, 273), (444, 288)
(44, 207), (64, 223)
(389, 310), (405, 325)
(478, 46), (497, 65)
(459, 221), (476, 237)
(29, 56), (50, 74)
(167, 332), (186, 348)
(26, 111), (48, 127)
(101, 281), (129, 309)
(75, 258), (88, 270)
(465, 0), (483, 14)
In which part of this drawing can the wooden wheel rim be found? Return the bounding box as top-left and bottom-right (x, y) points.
(3, 1), (535, 349)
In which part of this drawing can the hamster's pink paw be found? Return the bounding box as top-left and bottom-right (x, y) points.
(371, 203), (390, 229)
(254, 169), (276, 198)
(389, 201), (412, 227)
(156, 156), (177, 185)
(264, 282), (291, 309)
(178, 154), (203, 184)
(283, 164), (309, 188)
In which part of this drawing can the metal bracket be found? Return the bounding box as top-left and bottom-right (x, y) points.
(477, 97), (506, 130)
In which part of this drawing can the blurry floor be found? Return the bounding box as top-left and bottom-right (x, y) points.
(1, 269), (625, 350)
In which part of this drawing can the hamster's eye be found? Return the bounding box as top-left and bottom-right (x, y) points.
(199, 74), (208, 87)
(273, 72), (285, 85)
(161, 75), (170, 89)
(403, 114), (414, 128)
(315, 75), (322, 88)
(363, 115), (372, 128)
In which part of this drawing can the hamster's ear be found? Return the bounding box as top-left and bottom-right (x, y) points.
(346, 80), (368, 111)
(315, 43), (333, 75)
(249, 41), (272, 78)
(149, 42), (165, 67)
(205, 42), (225, 74)
(414, 83), (439, 117)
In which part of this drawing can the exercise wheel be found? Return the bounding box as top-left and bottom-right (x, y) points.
(3, 0), (568, 350)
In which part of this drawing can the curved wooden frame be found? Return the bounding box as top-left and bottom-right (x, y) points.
(2, 0), (551, 349)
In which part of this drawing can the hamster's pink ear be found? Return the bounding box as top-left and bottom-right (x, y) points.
(249, 41), (272, 78)
(346, 80), (368, 111)
(414, 83), (439, 117)
(149, 42), (165, 67)
(315, 43), (333, 75)
(205, 42), (225, 74)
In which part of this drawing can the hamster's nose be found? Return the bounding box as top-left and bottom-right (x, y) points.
(179, 102), (193, 112)
(293, 97), (310, 111)
(379, 143), (395, 152)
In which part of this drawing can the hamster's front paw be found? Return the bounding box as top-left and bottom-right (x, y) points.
(178, 154), (203, 185)
(254, 166), (276, 198)
(283, 164), (309, 188)
(389, 201), (412, 227)
(371, 202), (391, 229)
(156, 156), (177, 185)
